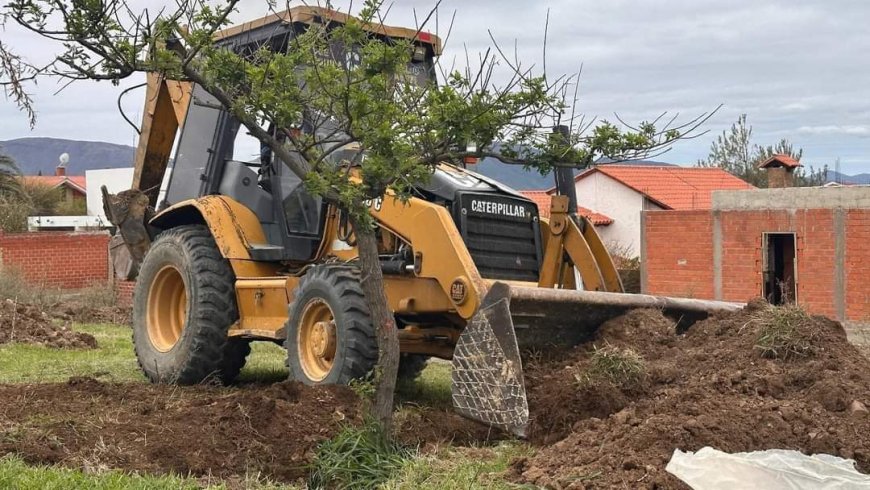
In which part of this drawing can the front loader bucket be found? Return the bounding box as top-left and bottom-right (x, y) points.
(452, 282), (743, 437)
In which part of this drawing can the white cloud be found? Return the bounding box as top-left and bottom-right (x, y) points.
(1, 0), (869, 171)
(797, 125), (870, 137)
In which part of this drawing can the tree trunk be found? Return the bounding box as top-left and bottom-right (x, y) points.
(348, 213), (400, 434)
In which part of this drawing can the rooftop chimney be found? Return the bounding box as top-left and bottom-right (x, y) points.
(56, 152), (69, 177)
(758, 154), (801, 188)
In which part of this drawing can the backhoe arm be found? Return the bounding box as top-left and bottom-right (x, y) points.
(103, 74), (192, 280)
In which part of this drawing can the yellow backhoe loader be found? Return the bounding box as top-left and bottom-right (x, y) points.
(104, 6), (740, 436)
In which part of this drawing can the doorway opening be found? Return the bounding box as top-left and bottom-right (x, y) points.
(762, 232), (797, 305)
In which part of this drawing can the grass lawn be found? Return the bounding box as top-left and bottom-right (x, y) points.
(0, 322), (529, 489)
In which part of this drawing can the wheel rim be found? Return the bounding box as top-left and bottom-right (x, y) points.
(146, 265), (188, 352)
(297, 298), (337, 382)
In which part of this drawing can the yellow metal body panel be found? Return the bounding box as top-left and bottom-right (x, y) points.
(150, 195), (280, 278)
(229, 275), (457, 341)
(231, 277), (298, 338)
(359, 195), (484, 319)
(132, 73), (192, 206)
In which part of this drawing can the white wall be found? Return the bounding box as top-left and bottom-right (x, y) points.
(86, 167), (173, 219)
(85, 168), (134, 218)
(574, 172), (662, 257)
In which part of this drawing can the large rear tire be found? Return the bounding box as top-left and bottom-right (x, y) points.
(285, 265), (378, 385)
(132, 225), (249, 384)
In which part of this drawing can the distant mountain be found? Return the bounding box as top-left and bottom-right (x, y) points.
(470, 157), (676, 190)
(10, 137), (804, 190)
(0, 137), (135, 175)
(826, 169), (870, 185)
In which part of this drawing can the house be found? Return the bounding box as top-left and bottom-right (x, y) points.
(641, 160), (870, 345)
(519, 190), (614, 225)
(24, 163), (87, 205)
(553, 165), (754, 257)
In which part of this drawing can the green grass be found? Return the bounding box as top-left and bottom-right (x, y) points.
(309, 420), (412, 490)
(753, 304), (817, 360)
(0, 454), (296, 489)
(577, 344), (646, 388)
(0, 324), (526, 488)
(0, 324), (142, 383)
(383, 442), (533, 489)
(396, 360), (452, 408)
(0, 323), (289, 384)
(0, 455), (201, 490)
(237, 341), (289, 383)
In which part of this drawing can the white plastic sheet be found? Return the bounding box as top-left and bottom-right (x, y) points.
(666, 447), (870, 490)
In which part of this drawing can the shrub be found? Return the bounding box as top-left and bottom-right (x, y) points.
(70, 281), (116, 308)
(308, 420), (411, 490)
(577, 344), (646, 388)
(22, 181), (63, 216)
(606, 241), (641, 293)
(0, 196), (32, 232)
(0, 268), (63, 307)
(753, 304), (817, 360)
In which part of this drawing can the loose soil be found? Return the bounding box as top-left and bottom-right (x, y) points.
(0, 377), (496, 484)
(0, 379), (363, 483)
(0, 299), (97, 349)
(49, 300), (132, 327)
(2, 299), (868, 488)
(513, 302), (870, 489)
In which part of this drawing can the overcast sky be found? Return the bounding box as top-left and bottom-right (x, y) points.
(1, 0), (869, 174)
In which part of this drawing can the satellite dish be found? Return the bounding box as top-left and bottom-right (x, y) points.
(58, 153), (70, 167)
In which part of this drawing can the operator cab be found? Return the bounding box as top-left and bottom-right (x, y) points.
(160, 6), (441, 263)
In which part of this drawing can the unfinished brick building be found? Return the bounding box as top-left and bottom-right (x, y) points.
(642, 185), (870, 343)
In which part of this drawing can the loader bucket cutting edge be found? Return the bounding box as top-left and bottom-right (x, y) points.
(451, 282), (744, 437)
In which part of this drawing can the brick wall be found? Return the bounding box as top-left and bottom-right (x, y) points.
(846, 209), (870, 322)
(642, 210), (714, 299)
(719, 209), (837, 317)
(643, 208), (870, 324)
(116, 280), (136, 307)
(0, 231), (111, 289)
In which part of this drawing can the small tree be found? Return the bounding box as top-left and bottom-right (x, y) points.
(1, 0), (710, 432)
(698, 114), (827, 187)
(22, 180), (62, 215)
(0, 152), (23, 197)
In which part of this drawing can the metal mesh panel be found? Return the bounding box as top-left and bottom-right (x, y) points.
(451, 295), (528, 437)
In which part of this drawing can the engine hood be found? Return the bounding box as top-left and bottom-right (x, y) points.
(418, 163), (528, 201)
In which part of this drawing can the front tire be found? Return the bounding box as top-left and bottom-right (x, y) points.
(132, 225), (249, 384)
(285, 265), (378, 385)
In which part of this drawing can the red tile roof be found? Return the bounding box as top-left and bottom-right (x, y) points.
(574, 165), (754, 210)
(23, 175), (87, 194)
(758, 154), (802, 169)
(520, 190), (614, 226)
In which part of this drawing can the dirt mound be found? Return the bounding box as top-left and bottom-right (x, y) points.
(395, 407), (505, 449)
(0, 299), (97, 349)
(514, 304), (870, 489)
(50, 300), (132, 326)
(0, 378), (363, 483)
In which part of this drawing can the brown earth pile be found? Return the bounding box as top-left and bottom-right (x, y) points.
(0, 377), (494, 484)
(0, 379), (362, 483)
(0, 299), (97, 349)
(50, 300), (132, 326)
(513, 302), (870, 489)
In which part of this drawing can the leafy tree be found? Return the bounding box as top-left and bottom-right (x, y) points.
(0, 152), (23, 197)
(697, 114), (827, 187)
(0, 0), (710, 431)
(22, 180), (62, 215)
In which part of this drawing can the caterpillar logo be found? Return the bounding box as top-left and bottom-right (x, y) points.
(470, 200), (527, 219)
